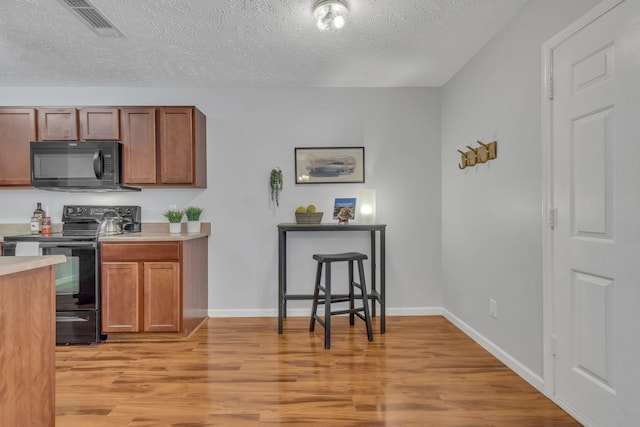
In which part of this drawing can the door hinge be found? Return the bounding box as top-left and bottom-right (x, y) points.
(546, 77), (554, 100)
(548, 208), (558, 229)
(550, 335), (559, 357)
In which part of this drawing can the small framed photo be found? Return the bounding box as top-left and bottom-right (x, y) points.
(295, 147), (365, 184)
(333, 198), (356, 221)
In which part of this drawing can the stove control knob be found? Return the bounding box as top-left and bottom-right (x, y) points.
(66, 207), (75, 215)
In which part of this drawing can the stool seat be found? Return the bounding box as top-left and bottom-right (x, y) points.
(310, 251), (373, 349)
(313, 252), (368, 263)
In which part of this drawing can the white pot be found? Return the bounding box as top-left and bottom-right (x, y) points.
(169, 222), (182, 234)
(187, 220), (201, 233)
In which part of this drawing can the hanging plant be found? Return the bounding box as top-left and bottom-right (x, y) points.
(270, 167), (283, 207)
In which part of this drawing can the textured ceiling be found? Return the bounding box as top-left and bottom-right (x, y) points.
(0, 0), (528, 88)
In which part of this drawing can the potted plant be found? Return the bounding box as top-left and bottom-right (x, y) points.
(185, 206), (204, 233)
(163, 209), (184, 234)
(270, 167), (283, 207)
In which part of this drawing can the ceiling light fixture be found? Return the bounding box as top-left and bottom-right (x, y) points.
(313, 0), (349, 32)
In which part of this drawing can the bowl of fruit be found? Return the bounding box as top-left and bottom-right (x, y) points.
(295, 205), (323, 224)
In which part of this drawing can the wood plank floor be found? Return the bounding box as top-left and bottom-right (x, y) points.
(55, 316), (579, 426)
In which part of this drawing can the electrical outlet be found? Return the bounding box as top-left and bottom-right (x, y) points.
(489, 298), (498, 319)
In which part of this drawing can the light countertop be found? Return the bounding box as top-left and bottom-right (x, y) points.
(0, 255), (66, 277)
(0, 222), (211, 243)
(99, 231), (209, 242)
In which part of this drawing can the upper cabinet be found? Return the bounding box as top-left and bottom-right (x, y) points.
(120, 107), (157, 185)
(0, 108), (36, 186)
(158, 107), (207, 187)
(0, 105), (206, 189)
(37, 107), (120, 141)
(79, 107), (120, 140)
(37, 108), (78, 140)
(121, 106), (206, 188)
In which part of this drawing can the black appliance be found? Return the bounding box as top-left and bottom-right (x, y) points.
(2, 205), (142, 345)
(30, 141), (140, 192)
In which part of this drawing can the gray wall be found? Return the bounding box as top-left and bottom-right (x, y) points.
(440, 0), (601, 379)
(0, 86), (444, 316)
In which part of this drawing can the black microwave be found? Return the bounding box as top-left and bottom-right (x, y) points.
(30, 141), (140, 192)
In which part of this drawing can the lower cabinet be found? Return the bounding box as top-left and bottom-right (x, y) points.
(100, 238), (208, 337)
(101, 261), (180, 332)
(101, 262), (141, 332)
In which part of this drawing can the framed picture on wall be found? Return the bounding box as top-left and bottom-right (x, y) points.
(295, 147), (365, 184)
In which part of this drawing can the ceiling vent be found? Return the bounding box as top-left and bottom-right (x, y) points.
(58, 0), (124, 37)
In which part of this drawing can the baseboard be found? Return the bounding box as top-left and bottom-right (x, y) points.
(442, 309), (544, 392)
(207, 306), (443, 318)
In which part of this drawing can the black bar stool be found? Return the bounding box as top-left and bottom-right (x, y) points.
(309, 252), (373, 349)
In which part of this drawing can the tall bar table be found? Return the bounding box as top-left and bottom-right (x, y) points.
(277, 223), (386, 334)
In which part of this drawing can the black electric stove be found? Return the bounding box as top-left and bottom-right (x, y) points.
(3, 205), (141, 345)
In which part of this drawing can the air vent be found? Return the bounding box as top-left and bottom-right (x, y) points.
(58, 0), (124, 37)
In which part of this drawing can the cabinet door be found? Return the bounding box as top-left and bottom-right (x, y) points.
(121, 107), (157, 184)
(101, 262), (141, 333)
(158, 107), (194, 185)
(0, 108), (36, 186)
(37, 108), (78, 140)
(143, 262), (181, 332)
(79, 107), (120, 140)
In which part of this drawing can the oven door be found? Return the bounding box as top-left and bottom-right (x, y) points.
(39, 241), (99, 311)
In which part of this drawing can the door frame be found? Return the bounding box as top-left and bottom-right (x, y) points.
(540, 0), (624, 412)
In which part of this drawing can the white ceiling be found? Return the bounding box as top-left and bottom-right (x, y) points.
(0, 0), (528, 88)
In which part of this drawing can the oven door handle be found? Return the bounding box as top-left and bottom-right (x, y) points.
(56, 316), (89, 322)
(38, 242), (98, 249)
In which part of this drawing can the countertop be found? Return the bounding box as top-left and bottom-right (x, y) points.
(0, 255), (66, 276)
(0, 222), (211, 243)
(99, 231), (209, 242)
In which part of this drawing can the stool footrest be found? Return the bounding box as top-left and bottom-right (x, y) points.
(317, 297), (351, 304)
(331, 307), (365, 316)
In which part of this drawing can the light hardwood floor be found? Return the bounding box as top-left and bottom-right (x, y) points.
(56, 316), (579, 426)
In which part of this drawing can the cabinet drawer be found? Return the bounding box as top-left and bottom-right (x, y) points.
(101, 242), (181, 262)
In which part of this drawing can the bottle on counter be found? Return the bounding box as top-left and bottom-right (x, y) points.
(30, 216), (40, 234)
(41, 217), (52, 235)
(32, 202), (46, 234)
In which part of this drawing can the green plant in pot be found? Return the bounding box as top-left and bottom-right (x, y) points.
(163, 209), (184, 234)
(270, 167), (283, 207)
(185, 206), (204, 233)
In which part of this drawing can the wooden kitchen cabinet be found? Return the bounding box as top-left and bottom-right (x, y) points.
(120, 107), (157, 184)
(158, 106), (207, 187)
(79, 107), (120, 140)
(101, 262), (141, 332)
(0, 260), (59, 427)
(0, 108), (36, 186)
(37, 107), (78, 140)
(102, 261), (180, 332)
(144, 262), (181, 331)
(0, 104), (206, 189)
(121, 106), (206, 188)
(100, 237), (207, 339)
(101, 243), (181, 333)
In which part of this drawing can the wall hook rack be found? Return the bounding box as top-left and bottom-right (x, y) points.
(458, 140), (497, 169)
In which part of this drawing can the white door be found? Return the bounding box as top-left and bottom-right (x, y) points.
(550, 1), (640, 425)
